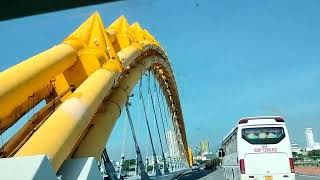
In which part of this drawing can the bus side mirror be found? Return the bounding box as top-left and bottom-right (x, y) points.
(219, 149), (225, 157)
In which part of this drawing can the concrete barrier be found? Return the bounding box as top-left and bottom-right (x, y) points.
(0, 155), (57, 180)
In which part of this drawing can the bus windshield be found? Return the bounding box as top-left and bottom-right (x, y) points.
(242, 127), (285, 144)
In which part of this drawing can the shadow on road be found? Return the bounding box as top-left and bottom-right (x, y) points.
(177, 169), (215, 180)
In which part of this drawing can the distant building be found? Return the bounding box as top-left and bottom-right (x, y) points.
(305, 128), (315, 148)
(291, 143), (301, 154)
(194, 146), (201, 156)
(304, 128), (320, 151)
(195, 155), (202, 160)
(146, 155), (162, 166)
(166, 130), (179, 158)
(201, 152), (215, 161)
(200, 141), (209, 155)
(313, 142), (320, 150)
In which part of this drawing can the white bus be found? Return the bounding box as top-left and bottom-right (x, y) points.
(220, 116), (295, 180)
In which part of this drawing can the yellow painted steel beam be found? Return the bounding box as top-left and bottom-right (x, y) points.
(0, 44), (77, 131)
(72, 56), (154, 159)
(9, 13), (122, 172)
(188, 147), (193, 167)
(0, 87), (73, 158)
(15, 67), (120, 171)
(0, 84), (53, 134)
(70, 14), (190, 165)
(71, 42), (191, 166)
(1, 11), (191, 169)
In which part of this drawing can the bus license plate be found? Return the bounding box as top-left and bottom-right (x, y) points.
(264, 176), (272, 180)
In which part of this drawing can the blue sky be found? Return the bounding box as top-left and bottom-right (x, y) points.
(1, 0), (320, 160)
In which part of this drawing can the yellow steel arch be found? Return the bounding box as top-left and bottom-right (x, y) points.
(0, 12), (189, 171)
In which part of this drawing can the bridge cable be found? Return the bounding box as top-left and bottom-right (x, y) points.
(101, 148), (118, 180)
(139, 75), (162, 176)
(118, 110), (128, 178)
(121, 114), (127, 156)
(160, 89), (169, 128)
(158, 81), (173, 169)
(154, 78), (169, 150)
(135, 89), (141, 176)
(125, 101), (150, 180)
(148, 71), (170, 174)
(144, 81), (150, 173)
(165, 105), (179, 169)
(162, 90), (174, 133)
(153, 75), (171, 173)
(161, 78), (180, 169)
(165, 96), (181, 169)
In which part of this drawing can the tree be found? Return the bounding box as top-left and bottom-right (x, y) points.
(308, 150), (320, 157)
(122, 159), (136, 171)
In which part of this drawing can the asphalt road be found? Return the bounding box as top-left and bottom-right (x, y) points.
(178, 168), (320, 180)
(177, 168), (226, 180)
(296, 174), (320, 180)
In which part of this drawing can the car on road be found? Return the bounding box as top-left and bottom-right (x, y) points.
(192, 163), (200, 171)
